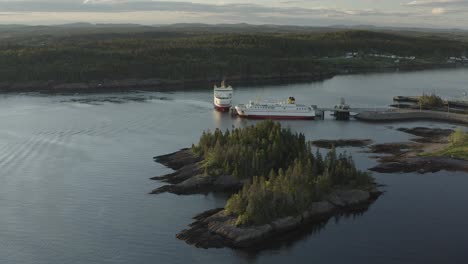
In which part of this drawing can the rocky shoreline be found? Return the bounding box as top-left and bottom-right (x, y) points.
(151, 149), (246, 195)
(152, 147), (382, 249)
(150, 126), (467, 250)
(176, 188), (381, 249)
(367, 127), (468, 174)
(312, 139), (373, 149)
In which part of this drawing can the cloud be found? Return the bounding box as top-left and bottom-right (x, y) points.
(431, 7), (446, 14)
(404, 0), (468, 7)
(0, 0), (415, 17)
(403, 0), (468, 15)
(0, 0), (467, 28)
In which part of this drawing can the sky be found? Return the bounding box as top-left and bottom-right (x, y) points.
(0, 0), (468, 29)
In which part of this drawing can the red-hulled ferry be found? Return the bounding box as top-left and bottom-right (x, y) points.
(234, 97), (316, 120)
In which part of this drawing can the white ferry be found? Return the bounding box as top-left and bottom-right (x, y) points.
(235, 97), (316, 120)
(213, 81), (233, 112)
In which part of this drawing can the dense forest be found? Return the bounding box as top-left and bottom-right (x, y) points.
(192, 121), (374, 226)
(0, 24), (467, 84)
(192, 121), (309, 178)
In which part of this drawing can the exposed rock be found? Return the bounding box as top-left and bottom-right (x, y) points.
(151, 174), (214, 195)
(366, 127), (468, 174)
(176, 188), (380, 249)
(367, 142), (418, 155)
(151, 163), (202, 184)
(327, 189), (370, 207)
(151, 173), (244, 195)
(193, 208), (224, 221)
(270, 216), (303, 234)
(153, 149), (201, 170)
(397, 127), (453, 138)
(370, 161), (416, 173)
(370, 157), (468, 174)
(152, 148), (383, 250)
(302, 201), (336, 219)
(411, 137), (449, 144)
(312, 139), (373, 149)
(152, 149), (245, 195)
(369, 187), (384, 199)
(397, 127), (453, 143)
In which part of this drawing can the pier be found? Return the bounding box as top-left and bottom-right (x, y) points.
(316, 98), (390, 120)
(315, 107), (391, 120)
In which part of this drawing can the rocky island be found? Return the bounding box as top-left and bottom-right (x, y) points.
(152, 121), (382, 249)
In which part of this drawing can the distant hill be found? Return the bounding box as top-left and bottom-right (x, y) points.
(0, 23), (466, 91)
(1, 23), (467, 39)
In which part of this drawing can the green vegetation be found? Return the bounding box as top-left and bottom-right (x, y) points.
(0, 25), (467, 83)
(192, 121), (309, 178)
(192, 120), (374, 226)
(418, 93), (445, 109)
(225, 149), (373, 226)
(449, 128), (468, 145)
(422, 128), (468, 160)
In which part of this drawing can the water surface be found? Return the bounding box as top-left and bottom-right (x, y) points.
(1, 68), (467, 264)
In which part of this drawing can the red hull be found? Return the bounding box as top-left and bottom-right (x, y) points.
(214, 105), (231, 112)
(238, 115), (315, 120)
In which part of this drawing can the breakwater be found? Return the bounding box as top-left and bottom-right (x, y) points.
(355, 110), (468, 125)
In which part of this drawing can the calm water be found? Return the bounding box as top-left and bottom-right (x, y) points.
(1, 68), (468, 264)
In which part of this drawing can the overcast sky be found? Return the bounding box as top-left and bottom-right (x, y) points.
(0, 0), (467, 29)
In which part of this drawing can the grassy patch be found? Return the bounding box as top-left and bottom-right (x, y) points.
(421, 129), (468, 160)
(421, 144), (468, 160)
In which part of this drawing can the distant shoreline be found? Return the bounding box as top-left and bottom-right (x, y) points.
(0, 64), (462, 94)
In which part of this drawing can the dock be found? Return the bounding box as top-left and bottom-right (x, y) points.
(226, 95), (468, 125)
(316, 98), (391, 120)
(230, 98), (393, 121)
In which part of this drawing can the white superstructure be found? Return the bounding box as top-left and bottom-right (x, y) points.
(213, 81), (233, 111)
(235, 97), (316, 120)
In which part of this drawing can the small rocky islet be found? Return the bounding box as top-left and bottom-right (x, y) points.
(368, 127), (468, 174)
(151, 121), (382, 249)
(311, 139), (373, 149)
(310, 127), (468, 174)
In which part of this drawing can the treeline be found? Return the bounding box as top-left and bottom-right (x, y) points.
(192, 120), (374, 226)
(192, 121), (308, 178)
(0, 29), (466, 83)
(225, 149), (373, 226)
